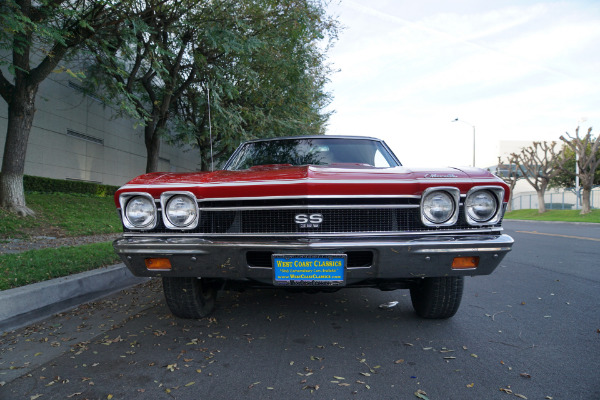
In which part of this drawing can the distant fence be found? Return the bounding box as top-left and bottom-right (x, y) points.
(511, 188), (600, 211)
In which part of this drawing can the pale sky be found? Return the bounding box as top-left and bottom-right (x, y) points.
(324, 0), (600, 169)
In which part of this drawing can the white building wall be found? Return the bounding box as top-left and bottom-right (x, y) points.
(0, 73), (199, 186)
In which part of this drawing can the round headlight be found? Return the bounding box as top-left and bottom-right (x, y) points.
(125, 196), (156, 228)
(466, 190), (497, 222)
(165, 195), (197, 227)
(423, 191), (455, 224)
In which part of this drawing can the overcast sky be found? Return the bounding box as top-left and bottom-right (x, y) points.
(324, 0), (600, 168)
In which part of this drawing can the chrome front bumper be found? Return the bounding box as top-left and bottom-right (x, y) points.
(113, 233), (514, 285)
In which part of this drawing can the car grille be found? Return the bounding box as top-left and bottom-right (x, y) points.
(123, 197), (503, 235)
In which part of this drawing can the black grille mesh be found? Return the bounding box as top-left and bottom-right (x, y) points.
(125, 205), (501, 234)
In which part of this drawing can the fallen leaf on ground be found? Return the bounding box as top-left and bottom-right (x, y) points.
(467, 383), (474, 388)
(520, 373), (532, 379)
(414, 389), (429, 400)
(166, 363), (178, 372)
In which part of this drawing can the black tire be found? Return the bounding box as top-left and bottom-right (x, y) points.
(410, 276), (464, 319)
(162, 277), (217, 319)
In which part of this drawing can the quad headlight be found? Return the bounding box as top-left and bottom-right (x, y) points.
(120, 193), (157, 229)
(465, 187), (505, 225)
(420, 187), (460, 226)
(161, 192), (199, 229)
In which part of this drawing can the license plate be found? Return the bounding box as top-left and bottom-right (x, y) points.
(272, 254), (346, 286)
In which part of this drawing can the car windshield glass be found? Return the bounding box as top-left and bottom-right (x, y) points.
(226, 138), (399, 170)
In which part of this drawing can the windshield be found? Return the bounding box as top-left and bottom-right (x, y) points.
(225, 138), (400, 170)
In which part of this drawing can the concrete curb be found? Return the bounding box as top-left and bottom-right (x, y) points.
(0, 263), (149, 333)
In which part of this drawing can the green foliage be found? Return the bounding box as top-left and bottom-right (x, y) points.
(551, 140), (600, 189)
(504, 209), (600, 223)
(0, 192), (121, 238)
(87, 0), (339, 171)
(24, 175), (119, 196)
(0, 0), (136, 213)
(0, 243), (120, 290)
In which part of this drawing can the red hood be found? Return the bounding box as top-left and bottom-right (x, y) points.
(124, 165), (493, 184)
(116, 165), (508, 205)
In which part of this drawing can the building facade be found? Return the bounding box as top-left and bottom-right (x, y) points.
(0, 72), (201, 187)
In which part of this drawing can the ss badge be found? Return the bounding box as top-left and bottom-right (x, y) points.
(294, 213), (323, 228)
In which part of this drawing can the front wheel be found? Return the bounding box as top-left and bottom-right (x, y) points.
(162, 277), (217, 319)
(410, 276), (464, 319)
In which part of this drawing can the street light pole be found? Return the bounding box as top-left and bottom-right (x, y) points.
(452, 118), (476, 167)
(575, 117), (587, 209)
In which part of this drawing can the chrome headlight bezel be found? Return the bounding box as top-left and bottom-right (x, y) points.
(119, 192), (157, 230)
(465, 186), (505, 225)
(420, 187), (460, 226)
(160, 191), (199, 230)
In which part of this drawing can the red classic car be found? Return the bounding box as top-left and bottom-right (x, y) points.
(113, 136), (513, 319)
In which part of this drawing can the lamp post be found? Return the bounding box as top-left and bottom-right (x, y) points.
(452, 118), (476, 167)
(575, 117), (587, 209)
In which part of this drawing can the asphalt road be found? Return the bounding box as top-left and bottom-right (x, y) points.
(1, 220), (599, 400)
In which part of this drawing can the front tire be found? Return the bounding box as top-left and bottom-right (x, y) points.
(410, 276), (464, 319)
(162, 277), (217, 319)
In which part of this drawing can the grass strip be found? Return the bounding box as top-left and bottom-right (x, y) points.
(0, 242), (120, 291)
(0, 192), (121, 239)
(504, 209), (600, 223)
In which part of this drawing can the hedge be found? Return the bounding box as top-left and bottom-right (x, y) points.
(24, 175), (119, 196)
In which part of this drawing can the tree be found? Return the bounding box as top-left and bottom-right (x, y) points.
(91, 0), (338, 173)
(171, 0), (338, 170)
(0, 0), (130, 216)
(496, 154), (521, 212)
(89, 0), (214, 173)
(558, 127), (600, 214)
(512, 141), (564, 214)
(550, 144), (600, 188)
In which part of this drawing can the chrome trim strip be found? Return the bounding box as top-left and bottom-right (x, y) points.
(119, 178), (499, 190)
(412, 247), (512, 253)
(122, 227), (503, 238)
(199, 204), (420, 211)
(197, 194), (422, 202)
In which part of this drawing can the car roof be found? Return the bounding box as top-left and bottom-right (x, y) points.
(244, 135), (384, 143)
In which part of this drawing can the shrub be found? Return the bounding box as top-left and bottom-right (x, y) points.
(24, 175), (119, 197)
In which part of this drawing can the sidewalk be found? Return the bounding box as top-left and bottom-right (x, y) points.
(0, 263), (149, 333)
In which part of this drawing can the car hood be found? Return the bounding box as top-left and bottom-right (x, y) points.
(117, 165), (507, 203)
(125, 165), (493, 184)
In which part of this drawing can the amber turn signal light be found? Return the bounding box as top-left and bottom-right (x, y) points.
(145, 258), (172, 270)
(451, 256), (479, 269)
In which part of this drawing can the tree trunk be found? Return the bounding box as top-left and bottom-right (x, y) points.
(144, 124), (160, 173)
(580, 187), (591, 215)
(0, 84), (38, 216)
(536, 190), (546, 213)
(506, 182), (516, 213)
